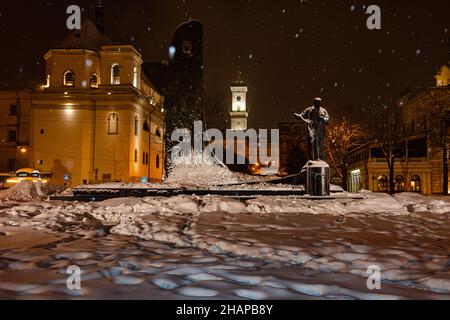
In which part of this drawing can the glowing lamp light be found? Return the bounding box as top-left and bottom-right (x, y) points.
(64, 108), (75, 116)
(20, 148), (27, 154)
(169, 46), (176, 60)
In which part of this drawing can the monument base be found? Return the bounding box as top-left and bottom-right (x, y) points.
(302, 160), (331, 196)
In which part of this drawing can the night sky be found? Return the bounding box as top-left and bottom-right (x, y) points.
(0, 0), (449, 129)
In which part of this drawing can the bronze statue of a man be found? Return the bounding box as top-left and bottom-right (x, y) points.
(293, 97), (330, 161)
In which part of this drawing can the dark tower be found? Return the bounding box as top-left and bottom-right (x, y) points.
(95, 0), (105, 34)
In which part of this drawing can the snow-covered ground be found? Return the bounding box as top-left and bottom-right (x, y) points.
(1, 179), (450, 299)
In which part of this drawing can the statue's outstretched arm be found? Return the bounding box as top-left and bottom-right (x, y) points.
(293, 112), (303, 120)
(293, 108), (311, 123)
(322, 109), (330, 124)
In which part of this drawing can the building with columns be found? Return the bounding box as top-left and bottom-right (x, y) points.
(346, 62), (450, 195)
(0, 7), (165, 186)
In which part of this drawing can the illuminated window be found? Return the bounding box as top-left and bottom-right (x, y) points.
(108, 113), (119, 135)
(90, 73), (99, 88)
(133, 66), (138, 88)
(377, 175), (388, 193)
(63, 70), (75, 87)
(111, 64), (121, 84)
(395, 175), (405, 192)
(134, 116), (139, 136)
(410, 175), (421, 193)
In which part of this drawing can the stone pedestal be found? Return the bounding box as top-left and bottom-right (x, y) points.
(303, 160), (330, 196)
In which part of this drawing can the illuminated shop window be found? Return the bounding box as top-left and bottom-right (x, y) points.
(410, 175), (422, 193)
(395, 175), (405, 192)
(377, 175), (388, 193)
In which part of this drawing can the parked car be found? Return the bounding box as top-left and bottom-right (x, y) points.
(4, 168), (49, 189)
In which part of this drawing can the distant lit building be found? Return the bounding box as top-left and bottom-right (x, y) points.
(347, 63), (450, 194)
(0, 17), (165, 186)
(0, 91), (32, 172)
(230, 73), (249, 131)
(278, 122), (308, 175)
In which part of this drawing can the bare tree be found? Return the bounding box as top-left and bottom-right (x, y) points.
(424, 87), (450, 194)
(325, 120), (364, 191)
(367, 105), (403, 195)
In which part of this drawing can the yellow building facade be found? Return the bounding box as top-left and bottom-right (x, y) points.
(347, 64), (450, 195)
(0, 21), (165, 186)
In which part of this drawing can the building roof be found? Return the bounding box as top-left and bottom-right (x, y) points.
(59, 20), (111, 51)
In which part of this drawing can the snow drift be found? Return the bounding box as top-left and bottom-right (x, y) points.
(0, 181), (48, 202)
(167, 157), (265, 187)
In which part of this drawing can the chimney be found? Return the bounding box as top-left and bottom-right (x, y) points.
(95, 0), (105, 34)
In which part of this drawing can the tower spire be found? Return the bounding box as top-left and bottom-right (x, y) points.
(233, 71), (245, 86)
(95, 0), (105, 34)
(448, 37), (450, 64)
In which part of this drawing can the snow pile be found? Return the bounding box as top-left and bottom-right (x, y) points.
(394, 193), (450, 214)
(345, 192), (409, 215)
(167, 163), (264, 187)
(77, 182), (181, 190)
(0, 181), (48, 202)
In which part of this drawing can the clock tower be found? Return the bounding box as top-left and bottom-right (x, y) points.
(230, 72), (249, 130)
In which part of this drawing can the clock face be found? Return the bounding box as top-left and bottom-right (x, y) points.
(236, 96), (242, 102)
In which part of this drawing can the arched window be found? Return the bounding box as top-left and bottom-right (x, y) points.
(90, 73), (99, 88)
(134, 149), (138, 163)
(134, 116), (139, 136)
(395, 175), (405, 192)
(143, 120), (150, 132)
(377, 175), (388, 193)
(133, 66), (138, 88)
(111, 64), (121, 84)
(108, 113), (119, 135)
(410, 175), (422, 193)
(156, 154), (160, 169)
(63, 70), (75, 87)
(155, 127), (162, 138)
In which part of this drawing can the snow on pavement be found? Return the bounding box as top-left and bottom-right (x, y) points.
(0, 227), (447, 300)
(1, 182), (450, 299)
